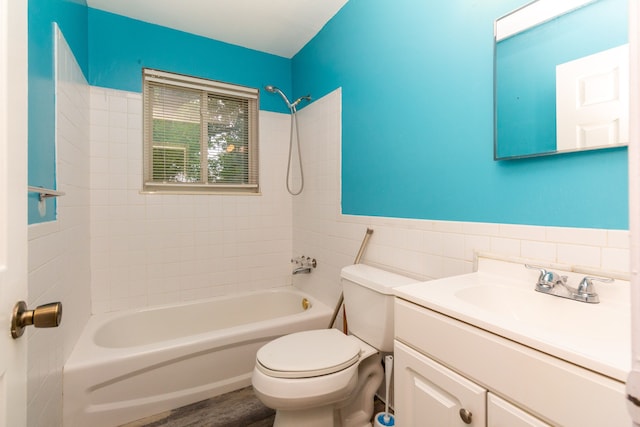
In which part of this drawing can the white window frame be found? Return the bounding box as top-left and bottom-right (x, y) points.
(142, 68), (260, 194)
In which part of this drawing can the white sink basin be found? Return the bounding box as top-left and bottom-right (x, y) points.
(394, 258), (631, 382)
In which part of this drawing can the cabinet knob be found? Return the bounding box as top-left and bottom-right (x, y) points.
(459, 408), (473, 424)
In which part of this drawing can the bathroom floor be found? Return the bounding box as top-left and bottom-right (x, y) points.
(120, 386), (388, 427)
(119, 387), (275, 427)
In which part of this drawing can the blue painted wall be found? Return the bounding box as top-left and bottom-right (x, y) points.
(28, 1), (629, 229)
(28, 0), (88, 223)
(292, 0), (629, 229)
(496, 0), (627, 158)
(87, 9), (292, 114)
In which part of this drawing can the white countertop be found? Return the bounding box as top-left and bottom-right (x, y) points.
(393, 257), (631, 382)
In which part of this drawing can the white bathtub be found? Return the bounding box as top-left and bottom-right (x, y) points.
(63, 287), (331, 427)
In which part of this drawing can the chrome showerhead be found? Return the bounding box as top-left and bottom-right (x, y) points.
(265, 85), (311, 111)
(264, 85), (292, 108)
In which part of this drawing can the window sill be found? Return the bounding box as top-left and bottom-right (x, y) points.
(141, 183), (261, 196)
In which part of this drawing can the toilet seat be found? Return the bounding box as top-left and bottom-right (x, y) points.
(256, 329), (361, 379)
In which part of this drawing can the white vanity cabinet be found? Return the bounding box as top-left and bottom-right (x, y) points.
(394, 298), (630, 427)
(395, 341), (549, 427)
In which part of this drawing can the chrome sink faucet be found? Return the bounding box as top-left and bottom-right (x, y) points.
(525, 264), (613, 304)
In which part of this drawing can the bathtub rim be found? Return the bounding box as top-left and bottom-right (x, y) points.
(64, 286), (331, 371)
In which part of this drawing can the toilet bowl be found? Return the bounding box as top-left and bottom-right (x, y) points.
(251, 264), (418, 427)
(252, 329), (382, 427)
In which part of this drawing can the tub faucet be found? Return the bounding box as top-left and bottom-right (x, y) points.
(293, 266), (312, 275)
(291, 255), (317, 275)
(525, 264), (613, 303)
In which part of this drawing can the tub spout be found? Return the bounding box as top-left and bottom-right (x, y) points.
(292, 266), (312, 275)
(291, 255), (316, 275)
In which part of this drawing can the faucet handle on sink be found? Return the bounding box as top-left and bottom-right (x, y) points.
(577, 276), (614, 297)
(525, 264), (557, 289)
(524, 264), (547, 276)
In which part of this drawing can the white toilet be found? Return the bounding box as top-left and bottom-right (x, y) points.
(252, 264), (417, 427)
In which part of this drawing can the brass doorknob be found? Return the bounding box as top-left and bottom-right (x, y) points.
(11, 301), (62, 339)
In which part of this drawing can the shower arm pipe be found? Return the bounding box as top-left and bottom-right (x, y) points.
(290, 94), (311, 110)
(328, 228), (374, 330)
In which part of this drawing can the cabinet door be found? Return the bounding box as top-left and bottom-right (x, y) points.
(395, 341), (486, 426)
(488, 393), (551, 427)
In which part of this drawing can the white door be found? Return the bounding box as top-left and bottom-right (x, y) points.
(0, 0), (28, 425)
(556, 44), (629, 151)
(627, 0), (640, 425)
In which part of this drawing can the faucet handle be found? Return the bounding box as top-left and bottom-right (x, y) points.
(525, 264), (547, 276)
(577, 276), (614, 296)
(525, 264), (553, 288)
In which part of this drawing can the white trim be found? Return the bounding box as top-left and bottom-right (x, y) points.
(143, 182), (258, 189)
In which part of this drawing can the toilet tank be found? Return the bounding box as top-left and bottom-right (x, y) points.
(341, 264), (418, 352)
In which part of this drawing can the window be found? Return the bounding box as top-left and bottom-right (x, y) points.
(143, 69), (259, 194)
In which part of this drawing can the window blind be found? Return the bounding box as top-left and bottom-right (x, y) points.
(143, 69), (259, 194)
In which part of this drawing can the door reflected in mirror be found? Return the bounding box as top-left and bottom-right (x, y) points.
(494, 0), (628, 160)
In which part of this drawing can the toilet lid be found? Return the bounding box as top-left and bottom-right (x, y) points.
(256, 329), (362, 379)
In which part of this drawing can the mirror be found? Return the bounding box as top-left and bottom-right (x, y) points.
(494, 0), (628, 160)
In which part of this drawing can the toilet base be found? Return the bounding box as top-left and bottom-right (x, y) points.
(269, 353), (383, 427)
(337, 354), (383, 427)
(274, 405), (336, 427)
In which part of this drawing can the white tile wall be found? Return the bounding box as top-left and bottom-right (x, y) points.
(27, 27), (91, 427)
(292, 88), (631, 315)
(89, 87), (294, 313)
